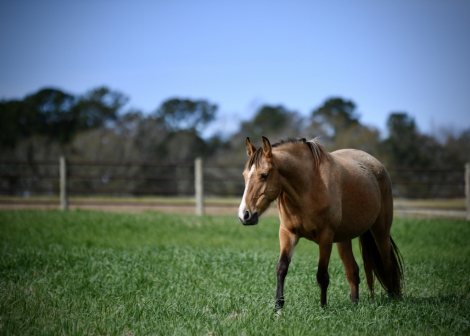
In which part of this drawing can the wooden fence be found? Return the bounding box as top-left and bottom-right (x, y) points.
(0, 159), (469, 219)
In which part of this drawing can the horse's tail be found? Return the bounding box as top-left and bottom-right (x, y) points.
(359, 229), (404, 297)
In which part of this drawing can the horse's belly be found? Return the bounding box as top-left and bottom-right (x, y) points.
(333, 217), (374, 242)
(333, 186), (382, 242)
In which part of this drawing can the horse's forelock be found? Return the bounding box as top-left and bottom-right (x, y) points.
(246, 148), (264, 169)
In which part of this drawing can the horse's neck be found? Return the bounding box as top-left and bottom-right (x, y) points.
(274, 147), (327, 206)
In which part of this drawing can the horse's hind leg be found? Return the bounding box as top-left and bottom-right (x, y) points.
(317, 231), (334, 308)
(337, 240), (360, 303)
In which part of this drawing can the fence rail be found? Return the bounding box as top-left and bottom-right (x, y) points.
(1, 159), (469, 219)
(0, 160), (466, 188)
(1, 174), (465, 185)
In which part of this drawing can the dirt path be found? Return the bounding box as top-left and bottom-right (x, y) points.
(0, 199), (467, 219)
(0, 200), (279, 216)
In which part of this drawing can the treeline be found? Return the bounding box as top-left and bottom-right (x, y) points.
(1, 86), (469, 168)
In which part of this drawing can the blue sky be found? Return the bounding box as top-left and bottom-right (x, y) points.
(1, 1), (469, 138)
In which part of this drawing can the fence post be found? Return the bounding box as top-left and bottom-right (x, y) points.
(60, 156), (68, 211)
(195, 157), (204, 216)
(466, 163), (470, 220)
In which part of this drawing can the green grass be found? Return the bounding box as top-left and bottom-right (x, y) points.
(1, 210), (469, 335)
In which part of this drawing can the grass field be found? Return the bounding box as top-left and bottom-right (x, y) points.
(1, 210), (469, 335)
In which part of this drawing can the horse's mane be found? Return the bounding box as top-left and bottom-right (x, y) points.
(247, 137), (328, 169)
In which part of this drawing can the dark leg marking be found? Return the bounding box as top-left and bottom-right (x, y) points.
(316, 265), (330, 308)
(275, 252), (290, 309)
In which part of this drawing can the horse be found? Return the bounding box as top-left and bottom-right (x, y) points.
(237, 136), (403, 308)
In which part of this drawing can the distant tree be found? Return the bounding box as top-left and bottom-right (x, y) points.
(240, 105), (301, 139)
(438, 127), (470, 167)
(0, 87), (127, 147)
(307, 97), (383, 154)
(0, 99), (29, 148)
(310, 98), (360, 139)
(73, 86), (128, 129)
(333, 124), (383, 159)
(0, 88), (77, 146)
(24, 88), (78, 143)
(386, 113), (416, 139)
(154, 99), (217, 134)
(220, 105), (301, 164)
(383, 112), (443, 167)
(252, 106), (291, 133)
(204, 133), (231, 157)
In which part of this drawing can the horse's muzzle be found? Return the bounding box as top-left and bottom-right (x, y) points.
(238, 210), (259, 226)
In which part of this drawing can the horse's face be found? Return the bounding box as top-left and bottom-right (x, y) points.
(238, 137), (281, 225)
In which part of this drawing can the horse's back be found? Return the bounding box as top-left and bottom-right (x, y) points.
(332, 149), (390, 180)
(329, 149), (392, 241)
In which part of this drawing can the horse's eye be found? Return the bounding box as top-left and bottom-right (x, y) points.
(261, 173), (268, 180)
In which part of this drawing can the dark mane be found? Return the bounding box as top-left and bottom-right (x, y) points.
(246, 137), (328, 169)
(272, 137), (308, 148)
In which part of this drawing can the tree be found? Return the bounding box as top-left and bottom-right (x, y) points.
(307, 97), (381, 154)
(0, 87), (128, 147)
(23, 88), (78, 143)
(310, 98), (360, 139)
(441, 128), (470, 165)
(383, 112), (442, 167)
(220, 105), (302, 164)
(333, 124), (383, 159)
(0, 99), (29, 148)
(73, 86), (128, 130)
(154, 98), (217, 134)
(240, 105), (301, 139)
(385, 112), (418, 166)
(386, 113), (416, 139)
(0, 88), (78, 146)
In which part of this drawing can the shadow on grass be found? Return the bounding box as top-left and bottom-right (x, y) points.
(364, 293), (468, 305)
(403, 294), (468, 305)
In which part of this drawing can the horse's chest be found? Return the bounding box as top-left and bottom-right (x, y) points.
(280, 208), (331, 244)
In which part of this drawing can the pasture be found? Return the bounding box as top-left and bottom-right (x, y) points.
(1, 210), (469, 335)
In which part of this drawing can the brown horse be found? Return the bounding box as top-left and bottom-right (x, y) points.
(238, 136), (403, 308)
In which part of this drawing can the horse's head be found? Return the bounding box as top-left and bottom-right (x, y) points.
(238, 136), (282, 225)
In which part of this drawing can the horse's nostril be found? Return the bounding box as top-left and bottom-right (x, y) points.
(244, 210), (251, 220)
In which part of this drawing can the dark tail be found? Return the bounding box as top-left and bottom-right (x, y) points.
(359, 229), (404, 297)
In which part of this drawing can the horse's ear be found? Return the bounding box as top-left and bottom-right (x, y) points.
(246, 137), (256, 157)
(262, 136), (272, 158)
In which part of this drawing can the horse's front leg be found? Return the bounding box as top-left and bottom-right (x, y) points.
(275, 227), (299, 310)
(317, 231), (334, 308)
